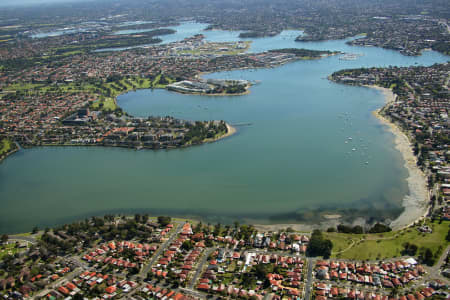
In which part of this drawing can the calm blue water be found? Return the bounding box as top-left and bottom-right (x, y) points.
(0, 23), (448, 233)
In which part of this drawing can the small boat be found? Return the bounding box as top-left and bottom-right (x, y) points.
(352, 148), (357, 151)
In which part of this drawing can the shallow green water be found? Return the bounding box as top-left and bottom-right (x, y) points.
(0, 23), (448, 233)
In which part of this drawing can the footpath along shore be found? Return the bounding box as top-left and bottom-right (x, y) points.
(368, 85), (429, 230)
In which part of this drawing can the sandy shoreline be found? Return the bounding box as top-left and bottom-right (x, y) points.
(223, 123), (237, 139)
(205, 123), (237, 143)
(367, 85), (429, 230)
(253, 85), (430, 233)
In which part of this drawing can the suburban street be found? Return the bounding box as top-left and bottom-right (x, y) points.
(138, 222), (183, 279)
(304, 257), (314, 300)
(35, 268), (84, 298)
(188, 247), (215, 289)
(426, 245), (450, 284)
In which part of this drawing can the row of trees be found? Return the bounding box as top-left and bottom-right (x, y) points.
(327, 223), (392, 234)
(34, 214), (173, 256)
(193, 221), (256, 242)
(402, 242), (440, 266)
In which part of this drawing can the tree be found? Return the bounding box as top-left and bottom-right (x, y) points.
(167, 269), (177, 281)
(134, 214), (141, 223)
(104, 214), (115, 222)
(446, 228), (450, 242)
(424, 248), (434, 266)
(73, 294), (84, 300)
(241, 272), (257, 288)
(32, 226), (39, 234)
(401, 242), (418, 256)
(142, 214), (149, 224)
(390, 286), (399, 298)
(129, 266), (139, 275)
(214, 223), (222, 236)
(253, 263), (272, 280)
(337, 224), (353, 233)
(352, 226), (363, 234)
(205, 239), (214, 247)
(368, 223), (392, 233)
(233, 221), (239, 230)
(0, 234), (8, 245)
(413, 142), (419, 155)
(306, 230), (333, 259)
(157, 216), (171, 227)
(194, 222), (203, 233)
(181, 240), (194, 251)
(420, 247), (435, 266)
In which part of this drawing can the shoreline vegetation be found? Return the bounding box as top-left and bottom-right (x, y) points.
(267, 48), (341, 59)
(0, 121), (236, 162)
(167, 83), (252, 97)
(0, 139), (18, 163)
(209, 123), (237, 142)
(368, 85), (430, 230)
(5, 214), (448, 263)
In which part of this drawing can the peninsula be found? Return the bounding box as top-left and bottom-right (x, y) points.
(0, 30), (335, 161)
